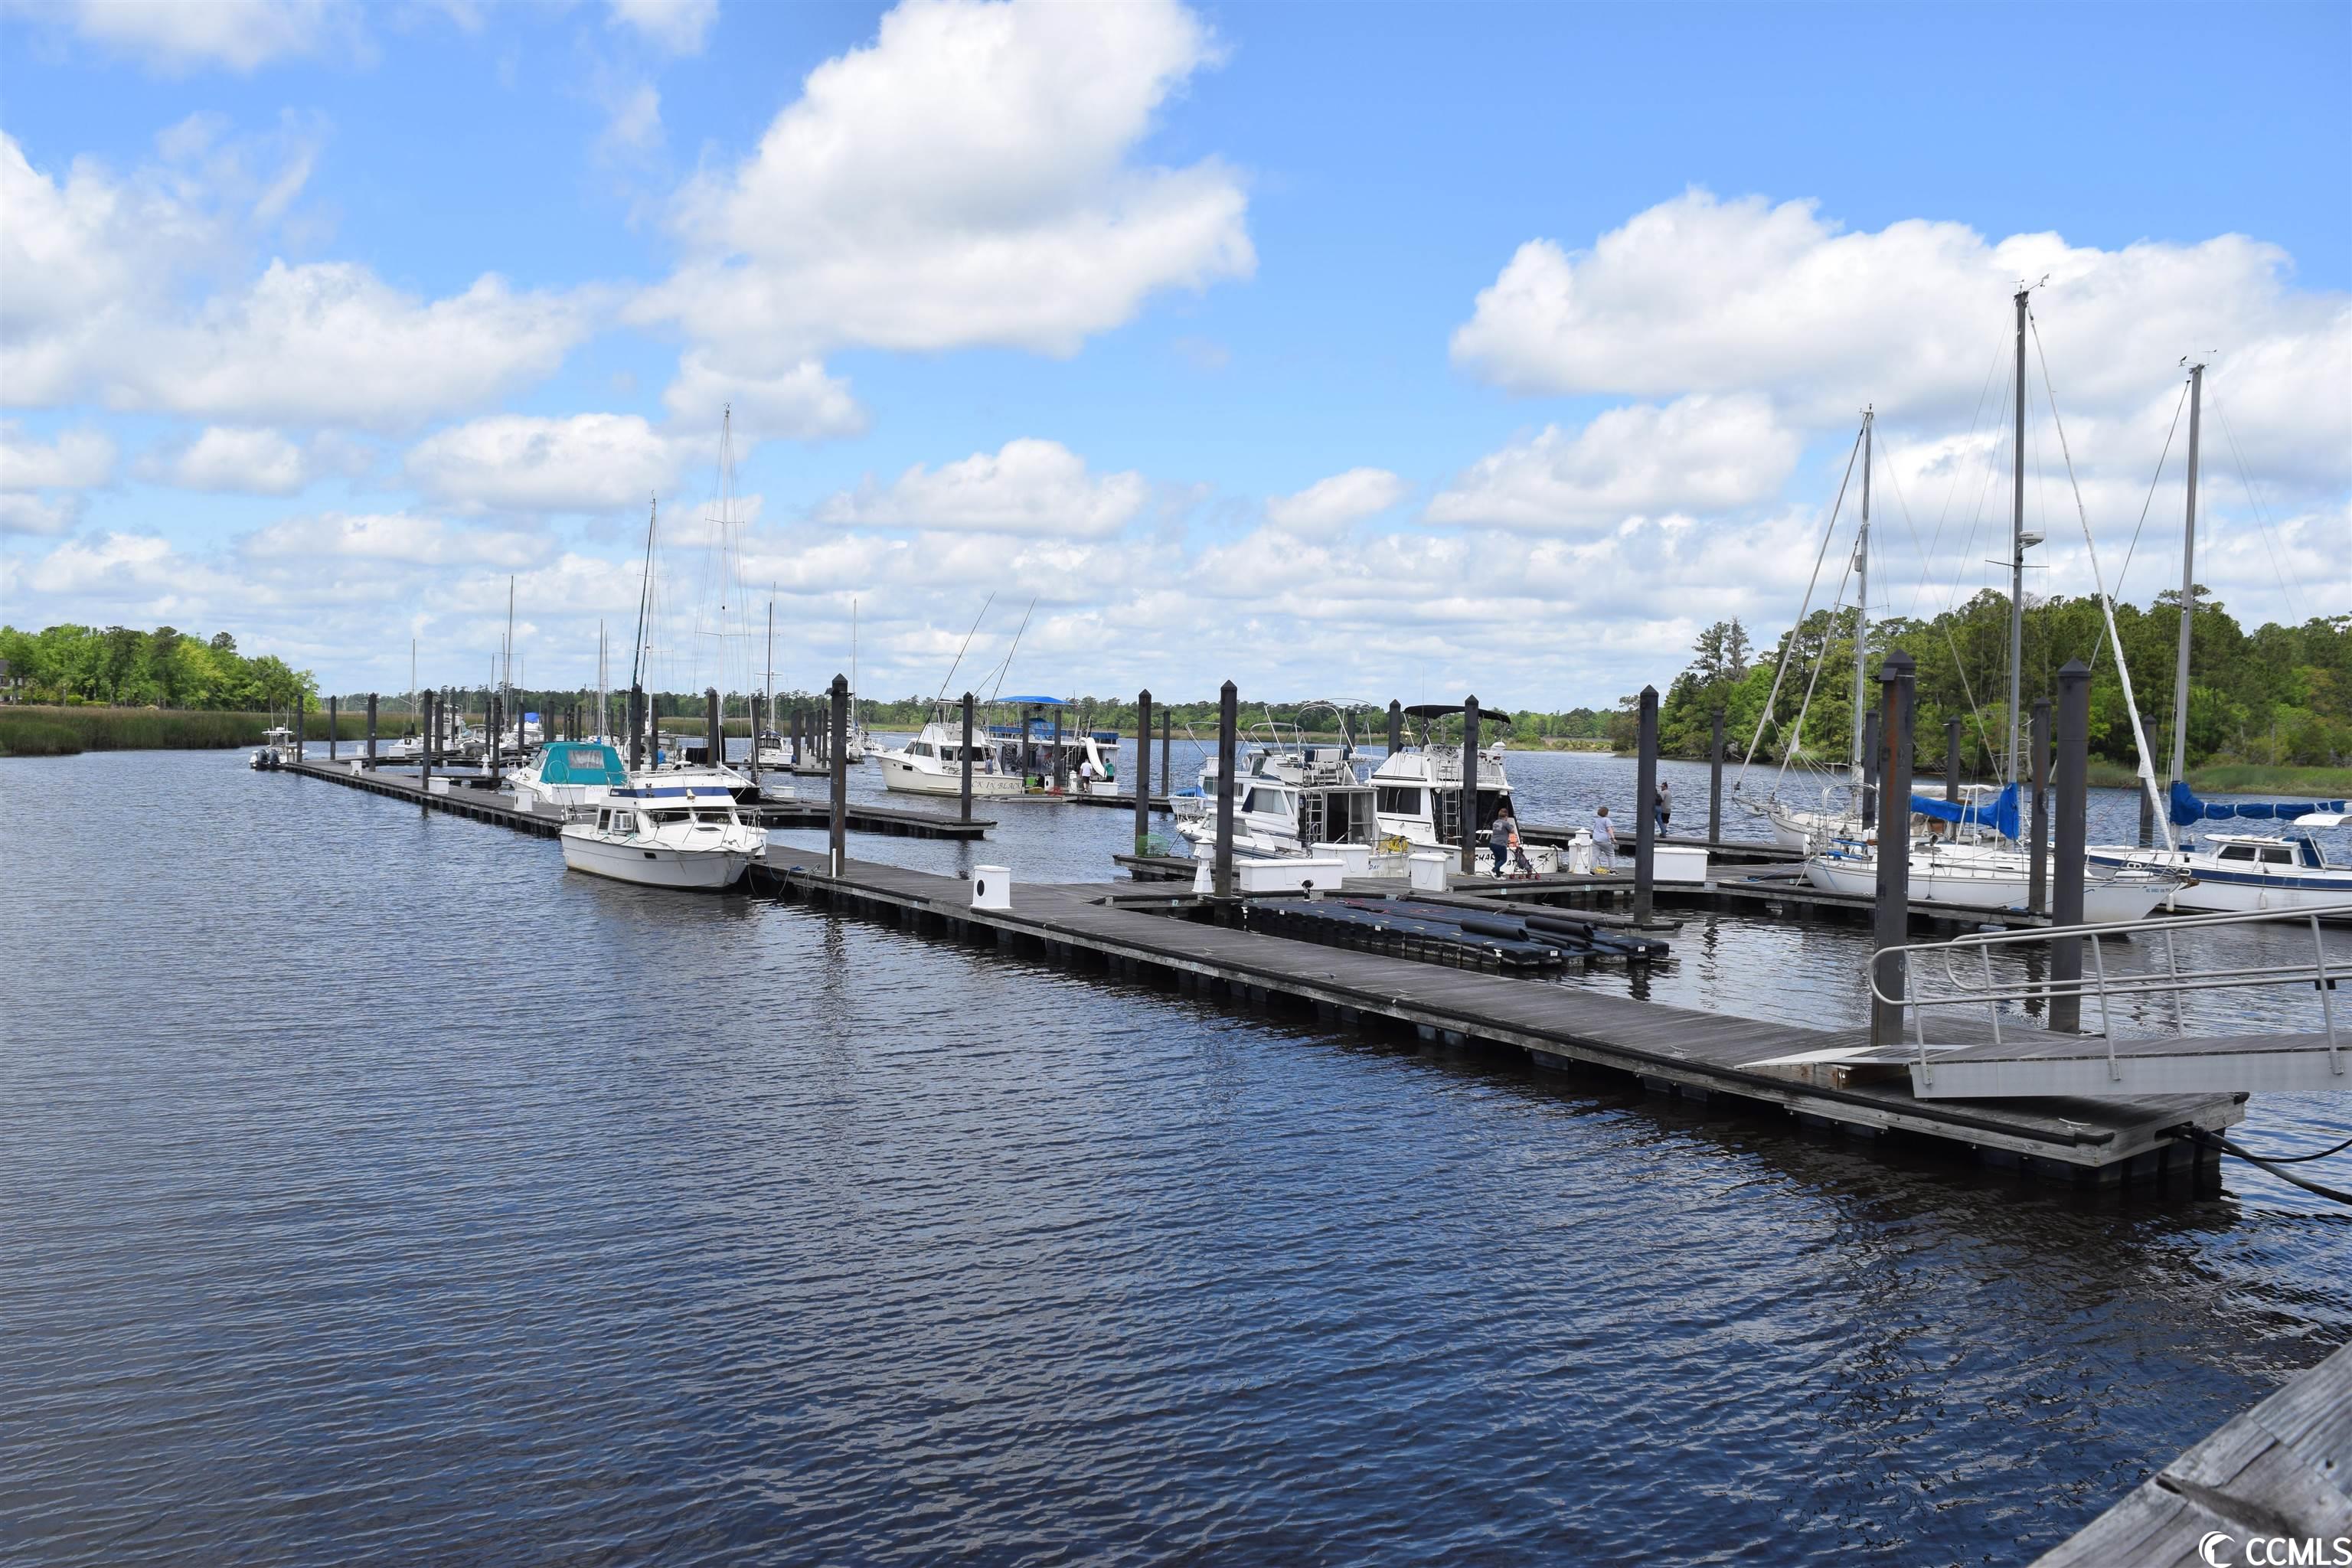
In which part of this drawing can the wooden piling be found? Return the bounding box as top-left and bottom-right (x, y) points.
(748, 693), (763, 787)
(365, 692), (377, 766)
(1387, 698), (1402, 756)
(1459, 695), (1481, 875)
(1870, 649), (1917, 1047)
(420, 691), (435, 795)
(629, 684), (645, 770)
(1634, 685), (1658, 922)
(1214, 680), (1237, 899)
(488, 695), (501, 785)
(1708, 706), (1724, 843)
(1860, 706), (1881, 830)
(959, 691), (975, 825)
(294, 700), (305, 760)
(828, 674), (848, 877)
(327, 696), (338, 762)
(1134, 688), (1153, 856)
(2050, 659), (2090, 1032)
(1052, 704), (1067, 792)
(1945, 715), (1962, 802)
(2029, 697), (2051, 913)
(1161, 709), (1171, 795)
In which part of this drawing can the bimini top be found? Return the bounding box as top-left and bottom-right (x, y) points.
(535, 741), (629, 787)
(2170, 779), (2347, 826)
(1404, 702), (1514, 723)
(998, 694), (1070, 706)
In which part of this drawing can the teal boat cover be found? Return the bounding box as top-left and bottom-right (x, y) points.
(539, 742), (629, 786)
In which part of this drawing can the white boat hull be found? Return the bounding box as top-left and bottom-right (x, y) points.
(1804, 853), (2174, 923)
(559, 831), (754, 889)
(2089, 849), (2352, 917)
(879, 756), (1027, 798)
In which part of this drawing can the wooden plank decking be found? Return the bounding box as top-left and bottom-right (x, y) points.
(751, 853), (2242, 1178)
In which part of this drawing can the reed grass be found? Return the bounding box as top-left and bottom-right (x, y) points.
(0, 705), (421, 756)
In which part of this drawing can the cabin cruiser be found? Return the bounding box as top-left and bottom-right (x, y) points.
(248, 726), (299, 770)
(2089, 813), (2352, 919)
(878, 712), (1026, 799)
(1175, 743), (1377, 859)
(559, 792), (764, 889)
(1370, 704), (1516, 849)
(983, 697), (1122, 797)
(752, 730), (791, 769)
(505, 740), (629, 818)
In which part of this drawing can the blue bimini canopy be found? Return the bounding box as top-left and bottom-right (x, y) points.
(998, 695), (1070, 706)
(2170, 779), (2347, 827)
(1910, 781), (2020, 839)
(540, 742), (629, 787)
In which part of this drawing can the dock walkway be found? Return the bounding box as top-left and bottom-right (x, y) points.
(751, 853), (2240, 1179)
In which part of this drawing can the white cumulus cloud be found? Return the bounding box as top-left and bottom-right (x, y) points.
(405, 414), (681, 514)
(607, 0), (717, 54)
(0, 423), (117, 489)
(662, 351), (867, 442)
(60, 0), (358, 74)
(1266, 468), (1407, 534)
(242, 511), (547, 568)
(812, 439), (1148, 537)
(139, 426), (309, 494)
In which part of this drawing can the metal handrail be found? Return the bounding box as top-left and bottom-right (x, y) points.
(1867, 902), (2349, 1086)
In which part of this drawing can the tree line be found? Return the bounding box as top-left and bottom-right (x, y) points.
(1643, 590), (2350, 770)
(1, 624), (317, 711)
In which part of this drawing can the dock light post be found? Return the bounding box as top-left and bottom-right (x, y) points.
(1870, 649), (1917, 1050)
(1214, 681), (1237, 899)
(1134, 690), (1153, 858)
(1708, 706), (1725, 845)
(1634, 686), (1658, 922)
(828, 674), (849, 878)
(2050, 660), (2091, 1033)
(1459, 696), (1481, 877)
(959, 692), (975, 825)
(365, 693), (377, 767)
(2029, 698), (2052, 913)
(1945, 717), (1962, 804)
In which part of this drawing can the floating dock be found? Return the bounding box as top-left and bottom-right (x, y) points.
(2035, 1338), (2352, 1566)
(283, 758), (991, 839)
(750, 853), (2243, 1183)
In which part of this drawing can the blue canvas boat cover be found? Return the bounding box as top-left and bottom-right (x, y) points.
(1909, 781), (2020, 838)
(2169, 779), (2347, 826)
(539, 742), (629, 786)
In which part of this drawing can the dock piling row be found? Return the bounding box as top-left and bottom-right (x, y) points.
(1633, 685), (1658, 922)
(1133, 689), (1153, 855)
(1460, 695), (1481, 875)
(1870, 650), (1916, 1047)
(828, 674), (848, 877)
(1214, 681), (1237, 899)
(2051, 659), (2091, 1031)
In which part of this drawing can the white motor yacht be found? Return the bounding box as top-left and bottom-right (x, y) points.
(560, 790), (764, 889)
(506, 740), (630, 818)
(1370, 704), (1515, 849)
(1176, 742), (1377, 860)
(878, 713), (1026, 799)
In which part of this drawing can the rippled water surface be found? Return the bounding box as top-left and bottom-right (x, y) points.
(5, 747), (2347, 1567)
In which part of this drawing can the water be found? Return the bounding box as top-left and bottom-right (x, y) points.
(5, 748), (2347, 1566)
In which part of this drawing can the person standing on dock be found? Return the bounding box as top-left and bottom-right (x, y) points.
(1592, 805), (1617, 871)
(1488, 800), (1519, 876)
(1655, 780), (1672, 835)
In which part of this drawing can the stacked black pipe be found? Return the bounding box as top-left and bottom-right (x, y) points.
(1242, 896), (1668, 973)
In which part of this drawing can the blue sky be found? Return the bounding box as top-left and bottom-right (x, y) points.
(2, 0), (2345, 706)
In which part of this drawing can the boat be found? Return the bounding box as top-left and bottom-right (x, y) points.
(877, 710), (1027, 798)
(2089, 797), (2352, 917)
(1805, 835), (2183, 923)
(506, 739), (630, 818)
(248, 725), (298, 770)
(1369, 704), (1515, 849)
(1174, 721), (1377, 860)
(559, 792), (764, 890)
(983, 697), (1122, 797)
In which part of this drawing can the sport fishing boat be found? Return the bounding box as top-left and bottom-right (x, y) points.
(248, 725), (298, 770)
(506, 739), (630, 818)
(1370, 704), (1515, 848)
(559, 789), (765, 889)
(877, 709), (1026, 799)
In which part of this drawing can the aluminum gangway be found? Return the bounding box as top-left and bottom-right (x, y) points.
(1864, 903), (2350, 1099)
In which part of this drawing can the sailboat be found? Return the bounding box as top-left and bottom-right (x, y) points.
(840, 599), (874, 763)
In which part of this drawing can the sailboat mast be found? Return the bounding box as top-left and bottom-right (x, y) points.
(2171, 361), (2204, 787)
(2007, 287), (2028, 784)
(1849, 408), (1873, 780)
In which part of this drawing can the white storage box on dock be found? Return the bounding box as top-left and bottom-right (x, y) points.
(347, 760), (363, 776)
(1237, 857), (1347, 895)
(1312, 842), (1374, 877)
(1652, 844), (1708, 884)
(1193, 858), (1212, 893)
(972, 865), (1012, 910)
(1408, 851), (1451, 891)
(428, 777), (451, 796)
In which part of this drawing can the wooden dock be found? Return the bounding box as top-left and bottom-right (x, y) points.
(283, 759), (991, 839)
(2034, 1339), (2352, 1566)
(750, 853), (2242, 1181)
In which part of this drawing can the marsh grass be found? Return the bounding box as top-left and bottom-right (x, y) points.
(0, 706), (421, 756)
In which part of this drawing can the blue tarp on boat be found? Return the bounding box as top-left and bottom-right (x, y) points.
(1909, 782), (2020, 838)
(2168, 779), (2347, 826)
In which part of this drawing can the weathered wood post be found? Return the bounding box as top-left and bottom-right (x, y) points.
(488, 695), (501, 785)
(1387, 699), (1402, 756)
(327, 696), (338, 762)
(1708, 706), (1724, 844)
(294, 699), (305, 761)
(789, 704), (803, 767)
(704, 687), (720, 769)
(959, 691), (975, 825)
(1161, 708), (1171, 795)
(1051, 703), (1067, 792)
(629, 684), (645, 770)
(1459, 695), (1481, 876)
(828, 674), (848, 877)
(1133, 689), (1153, 857)
(365, 692), (377, 766)
(2029, 697), (2051, 913)
(2050, 659), (2091, 1033)
(1945, 717), (1962, 803)
(1869, 650), (1917, 1047)
(1860, 707), (1881, 831)
(1214, 680), (1237, 899)
(748, 693), (763, 788)
(420, 691), (435, 795)
(1634, 685), (1658, 922)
